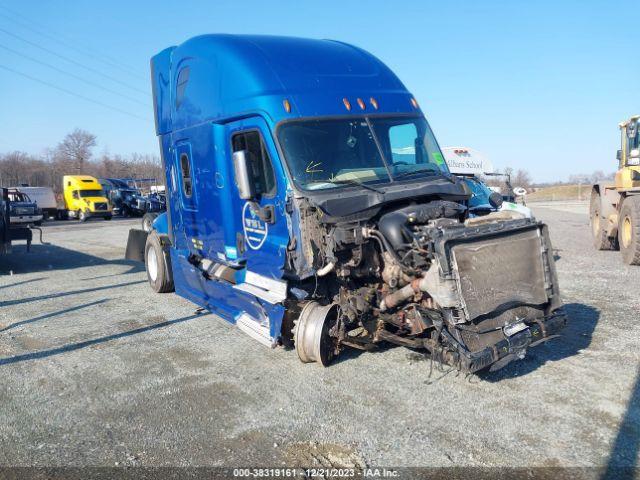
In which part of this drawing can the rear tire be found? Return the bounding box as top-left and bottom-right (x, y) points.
(618, 196), (640, 265)
(144, 231), (174, 293)
(590, 191), (615, 250)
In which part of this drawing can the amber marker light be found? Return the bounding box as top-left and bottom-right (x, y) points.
(410, 97), (419, 109)
(370, 97), (379, 109)
(342, 98), (352, 111)
(357, 98), (365, 110)
(283, 99), (291, 113)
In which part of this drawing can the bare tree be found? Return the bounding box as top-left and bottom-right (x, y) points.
(0, 128), (164, 192)
(512, 169), (532, 189)
(55, 128), (97, 172)
(0, 151), (50, 188)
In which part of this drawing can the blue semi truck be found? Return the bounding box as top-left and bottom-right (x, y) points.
(127, 35), (565, 372)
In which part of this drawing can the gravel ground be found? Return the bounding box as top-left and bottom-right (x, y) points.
(0, 206), (638, 471)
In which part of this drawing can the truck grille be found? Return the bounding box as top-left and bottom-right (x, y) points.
(94, 202), (108, 211)
(13, 207), (34, 215)
(450, 228), (549, 322)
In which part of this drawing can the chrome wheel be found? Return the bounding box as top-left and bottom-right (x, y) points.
(591, 209), (600, 237)
(147, 246), (158, 282)
(294, 302), (339, 366)
(622, 215), (633, 249)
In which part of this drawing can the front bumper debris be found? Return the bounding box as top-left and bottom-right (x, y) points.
(431, 310), (567, 373)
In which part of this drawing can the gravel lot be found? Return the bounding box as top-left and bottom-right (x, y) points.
(0, 204), (638, 472)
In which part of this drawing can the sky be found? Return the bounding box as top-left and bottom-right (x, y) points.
(0, 0), (636, 183)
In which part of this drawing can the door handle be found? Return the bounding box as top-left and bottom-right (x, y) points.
(248, 202), (275, 224)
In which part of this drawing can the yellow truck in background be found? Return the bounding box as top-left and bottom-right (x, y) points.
(63, 175), (112, 222)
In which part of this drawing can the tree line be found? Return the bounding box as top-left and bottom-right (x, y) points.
(0, 129), (163, 194)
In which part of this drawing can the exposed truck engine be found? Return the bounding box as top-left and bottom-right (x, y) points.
(287, 197), (564, 372)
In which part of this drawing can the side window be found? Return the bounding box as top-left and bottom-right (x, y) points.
(232, 131), (276, 196)
(629, 123), (639, 150)
(176, 67), (190, 109)
(180, 153), (193, 197)
(389, 123), (418, 165)
(72, 191), (79, 200)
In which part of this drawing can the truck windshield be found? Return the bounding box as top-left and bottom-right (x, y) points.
(277, 116), (449, 191)
(8, 192), (31, 202)
(78, 190), (104, 198)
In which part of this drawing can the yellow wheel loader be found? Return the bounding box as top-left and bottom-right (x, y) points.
(590, 115), (640, 264)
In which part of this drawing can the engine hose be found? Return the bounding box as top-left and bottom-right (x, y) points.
(368, 230), (418, 277)
(316, 261), (335, 277)
(368, 230), (403, 264)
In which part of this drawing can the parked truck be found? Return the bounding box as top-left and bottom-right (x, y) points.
(126, 35), (565, 373)
(14, 186), (59, 220)
(99, 178), (166, 222)
(63, 175), (112, 221)
(0, 188), (33, 253)
(590, 115), (640, 264)
(7, 189), (43, 226)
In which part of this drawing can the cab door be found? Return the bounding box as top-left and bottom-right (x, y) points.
(167, 137), (206, 295)
(225, 117), (290, 283)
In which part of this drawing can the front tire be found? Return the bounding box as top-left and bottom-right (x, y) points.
(144, 232), (174, 293)
(618, 196), (640, 265)
(78, 210), (88, 222)
(590, 191), (615, 250)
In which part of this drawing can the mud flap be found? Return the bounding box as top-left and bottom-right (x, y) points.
(125, 228), (148, 262)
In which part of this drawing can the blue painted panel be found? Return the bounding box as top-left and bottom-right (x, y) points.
(150, 47), (174, 136)
(152, 212), (168, 235)
(152, 35), (420, 136)
(224, 116), (290, 280)
(170, 248), (283, 342)
(463, 177), (495, 210)
(163, 116), (287, 341)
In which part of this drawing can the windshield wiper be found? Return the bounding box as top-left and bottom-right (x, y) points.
(393, 167), (451, 182)
(330, 178), (385, 194)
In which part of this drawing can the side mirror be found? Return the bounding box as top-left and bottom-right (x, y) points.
(232, 150), (256, 200)
(617, 149), (623, 161)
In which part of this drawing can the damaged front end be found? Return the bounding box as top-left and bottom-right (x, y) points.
(286, 199), (566, 373)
